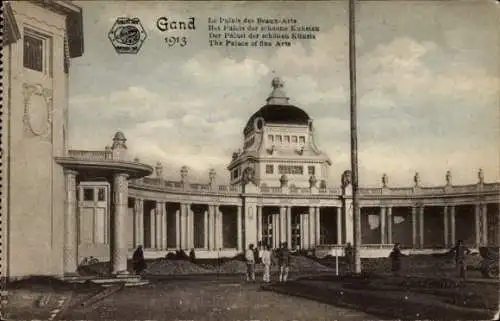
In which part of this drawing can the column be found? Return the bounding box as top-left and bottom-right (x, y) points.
(150, 208), (155, 249)
(443, 206), (449, 247)
(286, 206), (292, 247)
(208, 205), (215, 250)
(303, 213), (310, 249)
(380, 207), (387, 244)
(138, 199), (145, 247)
(300, 214), (305, 249)
(175, 209), (181, 249)
(411, 206), (417, 247)
(273, 213), (279, 249)
(187, 203), (193, 249)
(419, 206), (424, 248)
(336, 207), (342, 245)
(475, 204), (481, 247)
(204, 210), (209, 249)
(217, 207), (223, 249)
(162, 202), (167, 249)
(481, 204), (488, 245)
(63, 169), (78, 275)
(112, 173), (129, 275)
(387, 207), (393, 244)
(133, 200), (139, 248)
(155, 201), (162, 249)
(237, 205), (243, 251)
(450, 206), (456, 245)
(256, 206), (262, 245)
(309, 206), (315, 247)
(315, 207), (321, 245)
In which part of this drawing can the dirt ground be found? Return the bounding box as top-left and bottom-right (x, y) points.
(61, 279), (381, 321)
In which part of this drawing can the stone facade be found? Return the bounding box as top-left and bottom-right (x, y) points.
(2, 1), (499, 281)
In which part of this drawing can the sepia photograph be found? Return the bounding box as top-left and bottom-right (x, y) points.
(1, 0), (499, 320)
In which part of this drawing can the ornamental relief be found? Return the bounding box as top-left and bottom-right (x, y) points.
(22, 83), (53, 140)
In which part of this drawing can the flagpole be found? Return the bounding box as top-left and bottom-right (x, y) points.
(349, 0), (362, 274)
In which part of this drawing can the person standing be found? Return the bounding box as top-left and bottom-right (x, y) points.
(278, 242), (290, 283)
(132, 245), (147, 275)
(260, 245), (272, 283)
(245, 244), (256, 282)
(389, 243), (405, 276)
(448, 240), (471, 279)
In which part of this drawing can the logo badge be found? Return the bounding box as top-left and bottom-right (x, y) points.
(108, 17), (147, 54)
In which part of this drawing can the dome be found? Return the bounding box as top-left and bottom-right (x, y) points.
(244, 76), (310, 133)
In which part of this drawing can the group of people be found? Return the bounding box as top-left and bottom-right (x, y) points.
(245, 242), (291, 283)
(133, 239), (473, 280)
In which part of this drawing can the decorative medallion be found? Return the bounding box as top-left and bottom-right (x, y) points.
(22, 83), (53, 140)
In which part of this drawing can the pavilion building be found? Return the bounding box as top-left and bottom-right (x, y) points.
(2, 0), (499, 281)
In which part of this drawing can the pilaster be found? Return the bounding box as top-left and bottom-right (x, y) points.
(343, 199), (354, 244)
(450, 206), (456, 244)
(161, 202), (167, 249)
(387, 207), (393, 244)
(217, 207), (223, 249)
(256, 205), (262, 245)
(315, 207), (321, 245)
(308, 206), (315, 247)
(286, 206), (292, 247)
(419, 206), (424, 248)
(481, 204), (488, 245)
(380, 207), (386, 244)
(150, 208), (155, 249)
(443, 206), (449, 247)
(155, 201), (162, 250)
(475, 203), (481, 247)
(237, 205), (243, 251)
(244, 200), (258, 248)
(204, 210), (209, 249)
(411, 206), (417, 247)
(175, 209), (181, 249)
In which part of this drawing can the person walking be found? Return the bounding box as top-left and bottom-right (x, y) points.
(260, 245), (272, 283)
(389, 243), (405, 276)
(278, 242), (290, 283)
(245, 244), (256, 282)
(448, 240), (471, 279)
(132, 245), (147, 275)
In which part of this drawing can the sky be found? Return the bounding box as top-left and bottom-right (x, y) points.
(69, 1), (499, 187)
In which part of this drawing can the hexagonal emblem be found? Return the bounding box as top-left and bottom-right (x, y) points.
(108, 17), (147, 54)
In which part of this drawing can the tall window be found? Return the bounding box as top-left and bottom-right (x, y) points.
(277, 135), (283, 143)
(299, 136), (306, 144)
(268, 135), (274, 142)
(284, 135), (290, 143)
(23, 29), (52, 76)
(24, 34), (43, 72)
(266, 164), (274, 174)
(262, 213), (273, 249)
(308, 166), (315, 175)
(292, 136), (298, 143)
